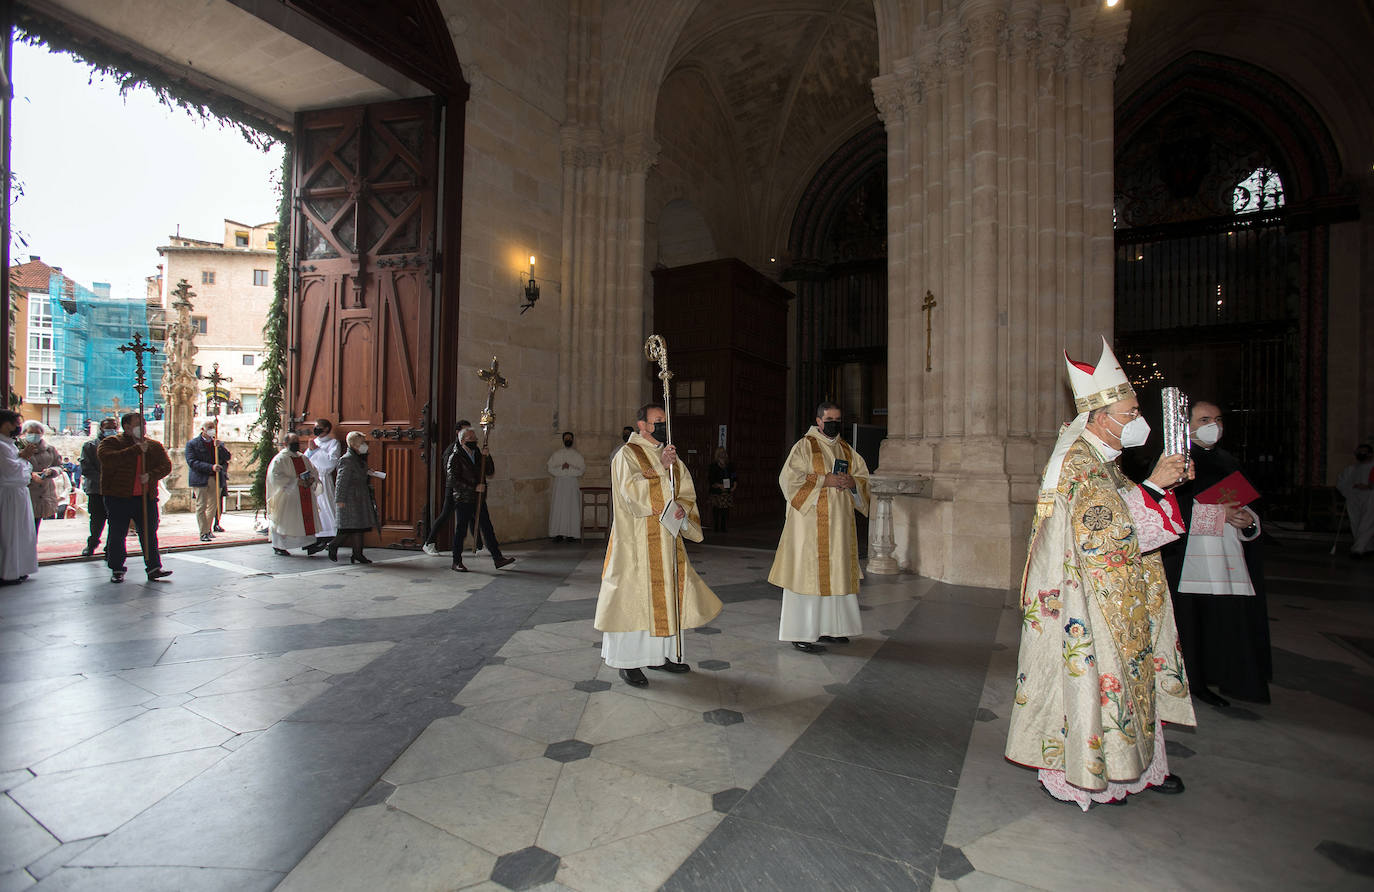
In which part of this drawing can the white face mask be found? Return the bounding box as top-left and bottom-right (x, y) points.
(1106, 412), (1150, 449)
(130, 426), (144, 439)
(1191, 422), (1221, 448)
(357, 443), (369, 455)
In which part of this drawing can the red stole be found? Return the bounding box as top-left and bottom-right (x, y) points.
(290, 454), (317, 535)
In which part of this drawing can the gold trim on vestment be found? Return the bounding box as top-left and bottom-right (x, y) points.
(1073, 382), (1135, 414)
(791, 474), (818, 511)
(807, 439), (830, 596)
(626, 443), (670, 636)
(843, 441), (860, 593)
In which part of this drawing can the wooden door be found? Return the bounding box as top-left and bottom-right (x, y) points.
(290, 98), (438, 545)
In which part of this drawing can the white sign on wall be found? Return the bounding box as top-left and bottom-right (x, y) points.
(718, 425), (727, 449)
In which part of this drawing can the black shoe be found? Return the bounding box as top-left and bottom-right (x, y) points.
(1150, 774), (1185, 795)
(647, 661), (691, 674)
(452, 562), (469, 572)
(327, 543), (338, 562)
(304, 539), (329, 555)
(213, 524), (225, 532)
(350, 554), (373, 564)
(273, 548), (290, 556)
(791, 641), (827, 654)
(199, 533), (212, 542)
(1194, 689), (1230, 708)
(81, 546), (95, 556)
(818, 635), (850, 644)
(147, 568), (173, 581)
(493, 556), (516, 570)
(110, 570), (125, 583)
(618, 668), (648, 687)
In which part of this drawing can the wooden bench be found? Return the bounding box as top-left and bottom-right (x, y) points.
(225, 484), (257, 511)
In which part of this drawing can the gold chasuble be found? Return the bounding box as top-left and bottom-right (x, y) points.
(1006, 437), (1196, 791)
(768, 427), (872, 596)
(594, 433), (722, 635)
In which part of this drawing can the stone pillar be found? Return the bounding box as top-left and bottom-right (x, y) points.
(557, 126), (659, 485)
(871, 0), (1130, 592)
(159, 280), (200, 512)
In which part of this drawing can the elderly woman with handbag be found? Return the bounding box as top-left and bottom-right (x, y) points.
(331, 431), (382, 563)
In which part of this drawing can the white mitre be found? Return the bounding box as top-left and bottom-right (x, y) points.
(1036, 337), (1137, 515)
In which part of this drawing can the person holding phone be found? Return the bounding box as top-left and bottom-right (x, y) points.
(768, 402), (870, 654)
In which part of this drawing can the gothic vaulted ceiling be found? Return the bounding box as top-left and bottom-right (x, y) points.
(657, 0), (880, 256)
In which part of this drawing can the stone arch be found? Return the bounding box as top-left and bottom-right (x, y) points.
(656, 199), (719, 268)
(1116, 51), (1343, 224)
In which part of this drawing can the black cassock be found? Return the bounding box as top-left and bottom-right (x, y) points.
(1160, 445), (1272, 703)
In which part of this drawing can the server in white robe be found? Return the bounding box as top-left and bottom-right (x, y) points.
(0, 411), (38, 584)
(305, 418), (343, 540)
(1336, 443), (1374, 557)
(547, 431), (585, 540)
(266, 433), (325, 555)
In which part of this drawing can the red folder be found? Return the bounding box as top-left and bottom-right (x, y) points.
(1195, 471), (1260, 507)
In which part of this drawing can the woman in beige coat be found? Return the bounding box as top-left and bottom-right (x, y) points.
(21, 421), (62, 530)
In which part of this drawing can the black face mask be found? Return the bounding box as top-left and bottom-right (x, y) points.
(563, 439), (573, 448)
(651, 422), (668, 444)
(622, 430), (631, 443)
(821, 419), (841, 438)
(313, 427), (326, 435)
(287, 442), (301, 453)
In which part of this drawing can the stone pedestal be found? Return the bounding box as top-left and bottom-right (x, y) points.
(867, 474), (929, 575)
(862, 475), (928, 574)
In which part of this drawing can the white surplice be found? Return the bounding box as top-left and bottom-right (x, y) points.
(305, 436), (343, 538)
(0, 439), (38, 580)
(266, 450), (320, 549)
(546, 446), (586, 538)
(1337, 459), (1374, 554)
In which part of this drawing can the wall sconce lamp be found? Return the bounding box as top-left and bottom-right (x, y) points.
(520, 255), (540, 314)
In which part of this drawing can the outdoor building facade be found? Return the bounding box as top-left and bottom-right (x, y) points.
(155, 219), (276, 416)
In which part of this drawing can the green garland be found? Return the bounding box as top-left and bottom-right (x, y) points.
(249, 145), (293, 506)
(14, 14), (287, 150)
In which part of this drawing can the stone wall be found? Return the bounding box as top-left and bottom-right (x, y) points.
(446, 1), (584, 542)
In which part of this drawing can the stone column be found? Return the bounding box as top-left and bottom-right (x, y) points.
(872, 0), (1130, 592)
(557, 126), (659, 483)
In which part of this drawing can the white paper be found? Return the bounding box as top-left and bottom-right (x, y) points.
(850, 489), (865, 511)
(371, 470), (387, 479)
(659, 498), (685, 538)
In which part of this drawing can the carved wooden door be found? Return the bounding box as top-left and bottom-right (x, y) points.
(289, 98), (438, 545)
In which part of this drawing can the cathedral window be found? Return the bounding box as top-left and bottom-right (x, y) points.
(1232, 167), (1284, 214)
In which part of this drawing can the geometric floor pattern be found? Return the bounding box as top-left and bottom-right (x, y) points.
(2, 534), (1372, 890)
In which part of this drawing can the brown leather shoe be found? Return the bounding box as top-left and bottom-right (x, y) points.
(493, 556), (516, 570)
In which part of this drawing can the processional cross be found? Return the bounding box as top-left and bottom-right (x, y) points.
(472, 357), (508, 550)
(921, 290), (937, 373)
(199, 362), (233, 528)
(117, 332), (159, 415)
(201, 363), (234, 416)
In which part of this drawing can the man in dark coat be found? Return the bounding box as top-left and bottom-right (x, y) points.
(78, 417), (119, 556)
(186, 420), (231, 542)
(446, 426), (515, 573)
(1161, 400), (1271, 706)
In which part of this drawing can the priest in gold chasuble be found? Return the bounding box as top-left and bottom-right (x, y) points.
(768, 402), (871, 654)
(595, 405), (722, 687)
(1006, 338), (1197, 810)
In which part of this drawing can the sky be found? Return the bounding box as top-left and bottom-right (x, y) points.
(9, 40), (286, 300)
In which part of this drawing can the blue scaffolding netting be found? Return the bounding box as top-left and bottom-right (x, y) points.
(49, 273), (165, 431)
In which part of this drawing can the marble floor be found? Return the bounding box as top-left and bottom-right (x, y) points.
(1, 535), (1371, 891)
